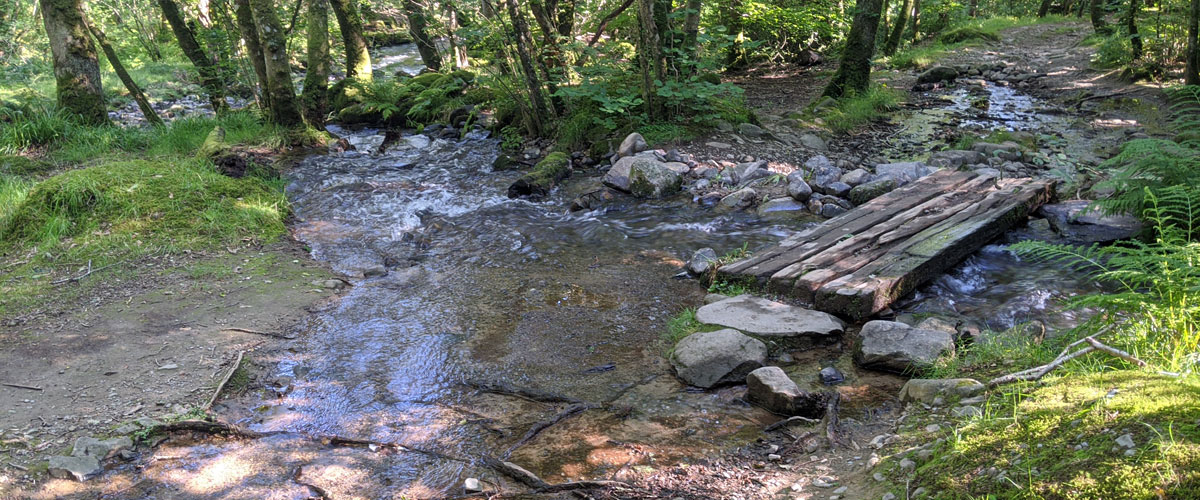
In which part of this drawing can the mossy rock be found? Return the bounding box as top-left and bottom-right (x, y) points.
(195, 126), (229, 159)
(409, 73), (451, 89)
(938, 27), (999, 44)
(449, 70), (476, 85)
(506, 152), (571, 199)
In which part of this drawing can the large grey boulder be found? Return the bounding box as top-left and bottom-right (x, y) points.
(875, 161), (936, 186)
(672, 329), (767, 388)
(917, 66), (959, 85)
(48, 455), (102, 481)
(1037, 201), (1143, 245)
(848, 178), (898, 205)
(617, 132), (648, 158)
(738, 123), (766, 138)
(800, 133), (829, 151)
(732, 160), (771, 184)
(928, 150), (986, 169)
(787, 175), (814, 202)
(856, 320), (955, 373)
(695, 295), (844, 337)
(746, 366), (828, 417)
(73, 436), (132, 459)
(628, 160), (683, 198)
(840, 168), (873, 186)
(899, 378), (985, 404)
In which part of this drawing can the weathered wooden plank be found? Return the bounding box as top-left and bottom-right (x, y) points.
(718, 170), (979, 280)
(775, 173), (1003, 300)
(813, 178), (1054, 319)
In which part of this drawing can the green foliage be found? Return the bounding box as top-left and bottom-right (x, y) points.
(500, 125), (523, 152)
(664, 307), (702, 346)
(637, 123), (697, 146)
(741, 0), (846, 63)
(0, 106), (72, 152)
(911, 371), (1200, 499)
(707, 278), (750, 296)
(938, 26), (999, 44)
(821, 85), (903, 134)
(1010, 188), (1200, 372)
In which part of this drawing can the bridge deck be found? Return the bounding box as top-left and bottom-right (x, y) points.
(718, 169), (1055, 320)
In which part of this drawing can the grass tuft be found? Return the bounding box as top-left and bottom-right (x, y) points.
(822, 85), (903, 134)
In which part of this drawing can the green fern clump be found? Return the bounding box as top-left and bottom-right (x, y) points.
(1010, 188), (1200, 373)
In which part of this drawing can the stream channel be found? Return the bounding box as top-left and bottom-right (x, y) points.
(109, 48), (1104, 499)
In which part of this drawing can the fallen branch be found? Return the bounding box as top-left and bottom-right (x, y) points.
(1, 383), (43, 391)
(5, 462), (28, 472)
(292, 465), (331, 500)
(586, 0), (637, 47)
(205, 350), (245, 409)
(987, 345), (1095, 388)
(1083, 337), (1147, 367)
(462, 380), (584, 405)
(220, 327), (296, 340)
(51, 258), (131, 285)
(504, 403), (595, 458)
(765, 415), (820, 432)
(483, 456), (633, 493)
(823, 392), (842, 449)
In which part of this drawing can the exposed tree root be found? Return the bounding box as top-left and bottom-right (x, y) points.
(504, 403), (596, 458)
(764, 415), (821, 432)
(822, 392), (843, 449)
(483, 456), (635, 493)
(205, 350), (245, 409)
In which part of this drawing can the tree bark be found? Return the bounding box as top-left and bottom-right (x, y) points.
(824, 0), (884, 98)
(303, 0), (331, 126)
(504, 0), (549, 135)
(1038, 0), (1053, 17)
(449, 5), (469, 68)
(249, 0), (303, 127)
(884, 0), (910, 55)
(969, 0), (978, 16)
(725, 0), (747, 69)
(403, 0), (442, 71)
(1188, 0), (1200, 84)
(637, 0), (666, 119)
(910, 0), (920, 42)
(157, 0), (228, 114)
(681, 0), (702, 63)
(39, 0), (107, 125)
(1128, 0), (1142, 59)
(329, 0), (373, 83)
(87, 20), (162, 126)
(233, 0), (271, 111)
(1091, 0), (1109, 33)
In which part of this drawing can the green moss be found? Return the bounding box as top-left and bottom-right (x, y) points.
(938, 26), (1000, 44)
(911, 372), (1200, 499)
(507, 152), (571, 198)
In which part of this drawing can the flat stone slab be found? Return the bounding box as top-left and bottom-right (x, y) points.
(671, 328), (767, 388)
(856, 320), (955, 374)
(48, 455), (101, 481)
(695, 295), (845, 337)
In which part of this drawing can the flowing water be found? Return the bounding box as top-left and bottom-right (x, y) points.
(95, 77), (1102, 498)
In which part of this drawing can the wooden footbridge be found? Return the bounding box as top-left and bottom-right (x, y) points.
(718, 169), (1055, 320)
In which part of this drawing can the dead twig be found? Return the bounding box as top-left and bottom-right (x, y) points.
(483, 456), (634, 493)
(462, 380), (584, 405)
(292, 465), (331, 500)
(504, 403), (595, 458)
(1, 383), (43, 391)
(220, 327), (296, 340)
(988, 332), (1154, 388)
(764, 415), (820, 432)
(205, 350), (245, 409)
(5, 462), (28, 472)
(51, 258), (130, 285)
(1083, 337), (1146, 366)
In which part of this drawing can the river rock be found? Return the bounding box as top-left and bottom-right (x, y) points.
(825, 181), (852, 198)
(628, 159), (683, 198)
(618, 132), (648, 158)
(687, 248), (719, 275)
(705, 293), (733, 304)
(739, 123), (766, 138)
(671, 329), (767, 388)
(757, 197), (808, 216)
(800, 133), (829, 151)
(1037, 201), (1143, 244)
(746, 366), (828, 417)
(929, 150), (986, 169)
(718, 187), (758, 211)
(662, 162), (691, 175)
(48, 455), (102, 481)
(840, 168), (873, 186)
(899, 378), (985, 404)
(848, 178), (898, 205)
(733, 160), (770, 184)
(856, 320), (955, 374)
(604, 155), (678, 196)
(73, 436), (133, 460)
(787, 176), (814, 202)
(820, 203), (848, 218)
(971, 141), (1022, 161)
(820, 366), (845, 385)
(695, 295), (845, 337)
(875, 161), (935, 186)
(917, 66), (960, 85)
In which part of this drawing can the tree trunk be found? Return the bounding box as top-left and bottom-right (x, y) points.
(403, 0), (442, 71)
(824, 0), (884, 98)
(969, 0), (978, 16)
(1128, 0), (1142, 59)
(157, 0), (228, 114)
(302, 0), (331, 126)
(504, 0), (549, 135)
(448, 6), (469, 68)
(884, 0), (910, 55)
(88, 20), (162, 126)
(637, 0), (666, 119)
(910, 0), (920, 42)
(681, 0), (702, 63)
(249, 0), (303, 127)
(1038, 0), (1053, 17)
(1187, 0), (1199, 84)
(725, 0), (747, 69)
(1091, 0), (1109, 33)
(39, 0), (107, 125)
(232, 0), (271, 111)
(329, 0), (373, 83)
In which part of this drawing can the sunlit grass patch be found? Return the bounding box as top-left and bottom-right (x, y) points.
(822, 85), (904, 134)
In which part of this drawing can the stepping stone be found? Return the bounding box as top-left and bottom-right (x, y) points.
(695, 295), (844, 337)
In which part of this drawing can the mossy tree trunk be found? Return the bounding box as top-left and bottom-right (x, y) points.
(1091, 0), (1110, 33)
(302, 0), (331, 126)
(403, 0), (442, 71)
(824, 0), (884, 98)
(1037, 0), (1053, 17)
(329, 0), (373, 84)
(884, 0), (910, 55)
(681, 0), (703, 64)
(87, 20), (163, 127)
(1127, 0), (1142, 59)
(39, 0), (107, 125)
(248, 0), (303, 127)
(504, 0), (550, 135)
(1187, 0), (1200, 84)
(725, 0), (748, 69)
(233, 0), (271, 112)
(637, 0), (666, 120)
(448, 5), (469, 68)
(157, 0), (228, 115)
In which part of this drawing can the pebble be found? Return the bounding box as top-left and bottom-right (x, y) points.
(899, 458), (916, 471)
(833, 486), (848, 494)
(883, 493), (897, 500)
(812, 477), (836, 488)
(464, 478), (481, 492)
(924, 424), (941, 433)
(768, 453), (782, 461)
(912, 487), (927, 497)
(1115, 433), (1135, 449)
(873, 472), (886, 482)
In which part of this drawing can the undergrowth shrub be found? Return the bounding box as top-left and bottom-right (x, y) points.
(822, 85), (902, 133)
